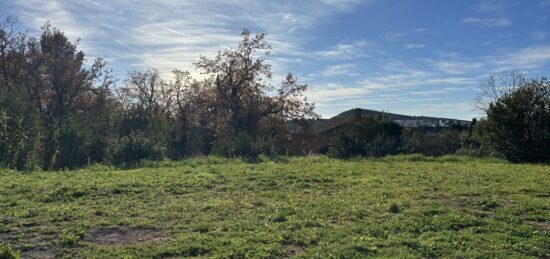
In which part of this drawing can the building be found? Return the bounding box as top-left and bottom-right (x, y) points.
(288, 108), (471, 155)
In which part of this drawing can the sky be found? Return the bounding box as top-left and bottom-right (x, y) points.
(1, 0), (550, 120)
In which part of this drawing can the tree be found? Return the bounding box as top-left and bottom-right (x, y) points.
(28, 24), (113, 120)
(169, 69), (215, 156)
(475, 71), (527, 112)
(485, 78), (549, 162)
(195, 29), (316, 144)
(120, 68), (174, 116)
(0, 17), (29, 90)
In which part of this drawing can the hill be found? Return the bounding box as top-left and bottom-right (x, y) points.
(336, 108), (470, 127)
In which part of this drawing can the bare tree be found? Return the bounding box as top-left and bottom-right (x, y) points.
(121, 68), (174, 116)
(475, 71), (527, 112)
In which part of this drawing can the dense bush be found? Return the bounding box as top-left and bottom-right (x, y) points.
(0, 89), (41, 171)
(402, 128), (462, 157)
(328, 110), (402, 158)
(106, 106), (171, 165)
(0, 243), (20, 259)
(211, 131), (258, 158)
(485, 79), (549, 162)
(455, 119), (502, 158)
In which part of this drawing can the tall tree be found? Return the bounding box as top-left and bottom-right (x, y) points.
(36, 23), (113, 119)
(195, 29), (316, 140)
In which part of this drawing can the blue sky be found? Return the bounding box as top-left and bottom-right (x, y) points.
(2, 0), (550, 119)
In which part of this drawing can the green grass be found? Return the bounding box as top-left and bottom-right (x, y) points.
(0, 155), (549, 258)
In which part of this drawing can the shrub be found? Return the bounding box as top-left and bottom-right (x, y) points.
(211, 131), (258, 158)
(485, 79), (549, 162)
(106, 132), (166, 166)
(402, 129), (462, 156)
(0, 89), (41, 171)
(0, 243), (20, 259)
(328, 110), (402, 158)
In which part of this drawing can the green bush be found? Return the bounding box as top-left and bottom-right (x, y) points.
(211, 131), (258, 158)
(0, 89), (41, 171)
(402, 129), (462, 156)
(328, 111), (402, 158)
(485, 79), (549, 162)
(106, 132), (166, 166)
(0, 243), (20, 259)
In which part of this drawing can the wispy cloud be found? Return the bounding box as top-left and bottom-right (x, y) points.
(11, 0), (372, 79)
(408, 87), (469, 96)
(308, 62), (476, 104)
(313, 40), (375, 60)
(475, 1), (513, 13)
(319, 64), (358, 77)
(431, 61), (483, 74)
(532, 31), (547, 40)
(460, 17), (512, 27)
(492, 45), (550, 70)
(404, 43), (426, 50)
(319, 0), (375, 10)
(385, 28), (428, 40)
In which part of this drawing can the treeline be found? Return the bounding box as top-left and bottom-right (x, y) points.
(0, 17), (548, 171)
(328, 75), (549, 163)
(0, 18), (316, 170)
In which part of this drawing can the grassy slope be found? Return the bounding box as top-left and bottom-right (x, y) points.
(0, 155), (549, 258)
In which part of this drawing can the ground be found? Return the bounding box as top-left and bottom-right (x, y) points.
(0, 155), (549, 258)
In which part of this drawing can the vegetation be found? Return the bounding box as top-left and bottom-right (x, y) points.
(0, 156), (549, 258)
(484, 78), (550, 163)
(402, 125), (466, 157)
(1, 17), (549, 168)
(0, 18), (316, 170)
(328, 109), (402, 158)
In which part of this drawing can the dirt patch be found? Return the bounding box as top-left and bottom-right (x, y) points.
(529, 221), (550, 231)
(284, 244), (305, 258)
(84, 227), (162, 246)
(21, 248), (58, 259)
(1, 231), (59, 258)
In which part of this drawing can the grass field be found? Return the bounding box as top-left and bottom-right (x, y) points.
(0, 155), (549, 258)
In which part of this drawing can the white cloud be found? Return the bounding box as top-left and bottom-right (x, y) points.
(385, 28), (428, 40)
(493, 45), (550, 70)
(404, 43), (426, 50)
(532, 31), (547, 40)
(319, 0), (375, 10)
(460, 17), (512, 27)
(12, 0), (373, 80)
(319, 64), (358, 77)
(313, 40), (373, 60)
(475, 1), (512, 13)
(431, 61), (483, 74)
(408, 87), (469, 96)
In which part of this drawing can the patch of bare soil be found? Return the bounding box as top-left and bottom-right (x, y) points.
(21, 248), (58, 259)
(1, 231), (59, 258)
(529, 221), (550, 231)
(84, 227), (162, 246)
(284, 244), (305, 258)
